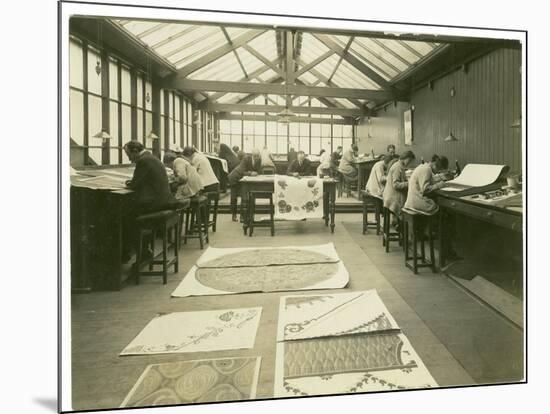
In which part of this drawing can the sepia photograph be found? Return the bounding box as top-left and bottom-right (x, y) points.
(55, 0), (529, 412)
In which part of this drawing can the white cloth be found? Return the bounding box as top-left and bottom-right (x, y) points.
(365, 160), (386, 198)
(191, 152), (219, 187)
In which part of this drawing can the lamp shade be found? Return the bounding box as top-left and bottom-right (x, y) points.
(444, 132), (458, 142)
(146, 131), (159, 140)
(92, 130), (112, 140)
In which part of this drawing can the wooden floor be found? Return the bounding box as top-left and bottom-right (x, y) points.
(71, 213), (524, 411)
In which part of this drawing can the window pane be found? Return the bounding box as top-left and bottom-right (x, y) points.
(278, 122), (288, 136)
(121, 66), (131, 104)
(311, 138), (321, 155)
(160, 89), (164, 114)
(122, 147), (130, 164)
(69, 40), (83, 89)
(220, 120), (231, 133)
(145, 80), (152, 111)
(160, 116), (165, 144)
(145, 112), (152, 138)
(299, 137), (310, 154)
(311, 123), (321, 137)
(188, 125), (193, 146)
(342, 137), (353, 150)
(266, 135), (277, 153)
(343, 124), (353, 138)
(88, 147), (102, 165)
(168, 118), (174, 145)
(231, 120), (242, 134)
(300, 122), (309, 137)
(321, 124), (331, 138)
(136, 75), (143, 108)
(243, 135), (253, 152)
(110, 148), (120, 165)
(88, 95), (102, 142)
(109, 101), (119, 143)
(254, 121), (265, 136)
(288, 136), (299, 151)
(175, 121), (181, 146)
(289, 123), (299, 137)
(175, 96), (181, 121)
(121, 104), (131, 141)
(87, 48), (102, 95)
(243, 120), (253, 134)
(220, 134), (231, 146)
(168, 91), (174, 118)
(322, 137), (332, 153)
(109, 59), (118, 100)
(69, 90), (84, 145)
(266, 121), (277, 135)
(277, 135), (288, 154)
(137, 109), (143, 141)
(333, 124), (343, 137)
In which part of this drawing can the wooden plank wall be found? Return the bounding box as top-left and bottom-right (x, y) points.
(356, 47), (522, 173)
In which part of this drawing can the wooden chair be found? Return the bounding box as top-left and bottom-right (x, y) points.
(402, 207), (436, 274)
(204, 190), (220, 233)
(134, 210), (179, 285)
(361, 190), (382, 235)
(382, 207), (403, 252)
(248, 191), (275, 237)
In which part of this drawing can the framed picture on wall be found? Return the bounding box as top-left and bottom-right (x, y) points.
(404, 108), (413, 146)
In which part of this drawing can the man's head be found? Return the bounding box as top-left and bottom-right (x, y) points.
(162, 151), (177, 169)
(251, 148), (261, 163)
(430, 154), (449, 173)
(387, 144), (396, 156)
(399, 150), (416, 167)
(181, 146), (196, 159)
(382, 154), (394, 166)
(123, 141), (145, 163)
(351, 144), (359, 156)
(232, 145), (240, 153)
(336, 146), (343, 154)
(297, 151), (306, 162)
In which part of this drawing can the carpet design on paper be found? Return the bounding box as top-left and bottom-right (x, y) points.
(273, 175), (323, 220)
(120, 308), (262, 355)
(195, 263), (339, 293)
(172, 244), (349, 297)
(120, 357), (261, 407)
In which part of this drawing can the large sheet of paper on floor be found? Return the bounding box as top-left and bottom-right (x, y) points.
(440, 164), (507, 191)
(274, 290), (437, 397)
(120, 357), (262, 407)
(171, 243), (349, 297)
(120, 308), (262, 355)
(274, 175), (324, 220)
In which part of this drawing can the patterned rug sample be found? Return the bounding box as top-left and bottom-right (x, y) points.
(273, 175), (324, 220)
(120, 357), (261, 407)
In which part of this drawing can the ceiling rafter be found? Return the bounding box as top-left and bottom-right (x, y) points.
(328, 36), (354, 83)
(202, 103), (365, 116)
(312, 33), (392, 90)
(135, 22), (169, 39)
(396, 39), (424, 59)
(350, 40), (401, 78)
(242, 44), (283, 76)
(175, 29), (266, 77)
(166, 27), (220, 60)
(369, 38), (413, 67)
(221, 27), (248, 79)
(294, 51), (334, 77)
(149, 25), (198, 50)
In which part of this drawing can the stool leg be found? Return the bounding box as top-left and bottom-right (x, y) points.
(420, 236), (426, 263)
(173, 223), (179, 273)
(183, 210), (190, 245)
(148, 231), (155, 271)
(385, 213), (390, 253)
(162, 226), (168, 285)
(212, 196), (219, 233)
(404, 221), (410, 261)
(249, 196), (254, 237)
(136, 230), (143, 285)
(203, 204), (209, 244)
(412, 223), (418, 274)
(429, 223), (436, 273)
(197, 206), (204, 250)
(362, 199), (367, 235)
(270, 197), (275, 236)
(375, 204), (381, 235)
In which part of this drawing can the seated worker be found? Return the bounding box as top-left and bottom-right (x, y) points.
(287, 147), (297, 164)
(317, 149), (331, 177)
(232, 145), (246, 161)
(123, 141), (176, 262)
(181, 146), (219, 193)
(338, 144), (359, 182)
(365, 154), (395, 199)
(329, 145), (343, 177)
(218, 143), (240, 173)
(383, 150), (416, 227)
(287, 150), (312, 176)
(163, 151), (203, 200)
(227, 148), (263, 221)
(386, 144), (398, 159)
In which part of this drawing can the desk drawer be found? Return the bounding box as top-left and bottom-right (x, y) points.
(438, 198), (522, 232)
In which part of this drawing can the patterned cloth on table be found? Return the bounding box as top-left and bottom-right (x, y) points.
(273, 175), (323, 220)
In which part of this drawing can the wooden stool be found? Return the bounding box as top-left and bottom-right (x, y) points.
(249, 191), (275, 236)
(402, 207), (436, 274)
(183, 195), (209, 249)
(361, 190), (382, 235)
(382, 207), (403, 252)
(173, 199), (191, 251)
(204, 190), (220, 233)
(135, 210), (179, 285)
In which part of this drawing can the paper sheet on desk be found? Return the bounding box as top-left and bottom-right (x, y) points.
(440, 164), (506, 191)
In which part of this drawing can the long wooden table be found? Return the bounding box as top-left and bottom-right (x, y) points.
(435, 183), (523, 268)
(239, 176), (338, 234)
(70, 166), (135, 292)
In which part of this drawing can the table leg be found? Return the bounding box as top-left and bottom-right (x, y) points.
(357, 166), (364, 201)
(323, 191), (329, 226)
(241, 185), (249, 235)
(330, 184), (336, 233)
(438, 209), (446, 269)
